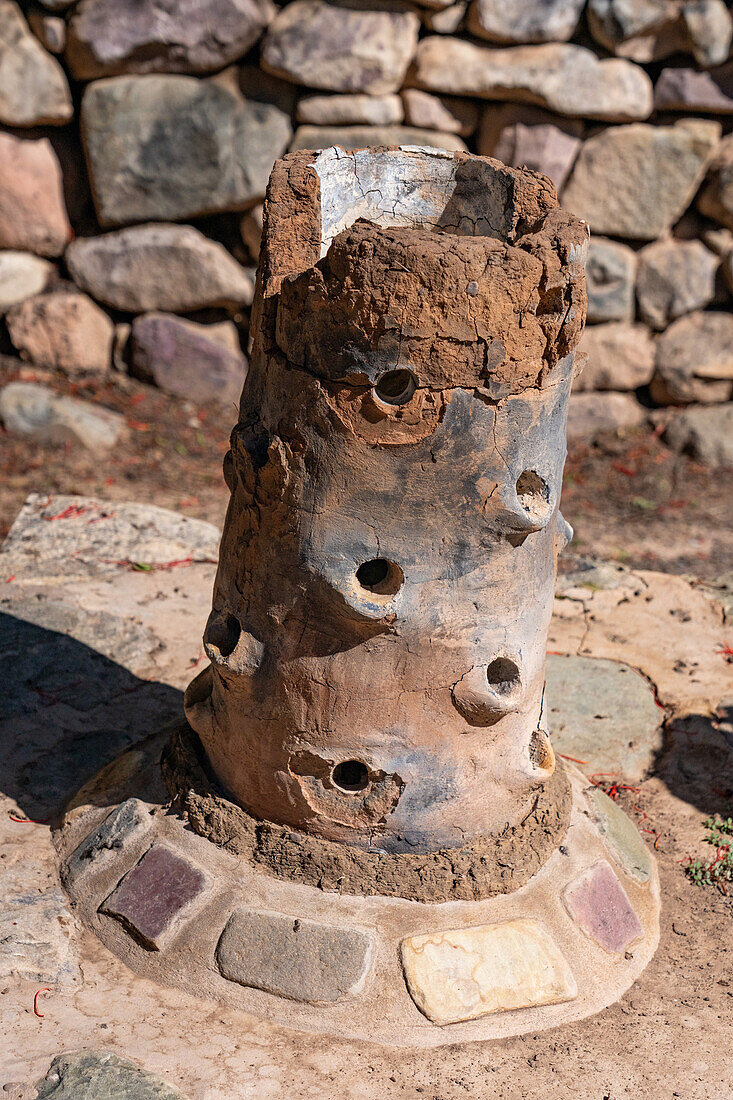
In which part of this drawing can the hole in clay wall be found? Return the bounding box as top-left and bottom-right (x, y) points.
(374, 369), (417, 406)
(205, 614), (241, 658)
(355, 558), (404, 595)
(332, 759), (370, 793)
(515, 470), (551, 518)
(486, 657), (521, 695)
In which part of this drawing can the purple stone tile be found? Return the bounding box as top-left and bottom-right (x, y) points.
(101, 844), (207, 950)
(563, 860), (643, 955)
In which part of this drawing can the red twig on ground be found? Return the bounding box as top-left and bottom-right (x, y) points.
(558, 754), (589, 765)
(33, 988), (50, 1017)
(612, 462), (637, 477)
(9, 812), (48, 824)
(590, 773), (640, 801)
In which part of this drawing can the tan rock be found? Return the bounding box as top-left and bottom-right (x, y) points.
(0, 251), (53, 314)
(467, 0), (584, 43)
(563, 120), (721, 240)
(0, 132), (70, 258)
(6, 291), (114, 375)
(261, 0), (420, 95)
(412, 37), (653, 122)
(651, 310), (733, 405)
(27, 9), (65, 52)
(401, 920), (577, 1025)
(697, 133), (733, 231)
(401, 89), (477, 137)
(682, 0), (733, 67)
(296, 93), (403, 126)
(478, 104), (582, 191)
(566, 392), (647, 442)
(587, 0), (688, 63)
(423, 2), (466, 33)
(574, 322), (655, 393)
(289, 125), (468, 153)
(636, 238), (718, 330)
(0, 0), (72, 125)
(664, 402), (733, 468)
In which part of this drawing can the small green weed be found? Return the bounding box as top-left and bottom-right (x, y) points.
(684, 812), (733, 894)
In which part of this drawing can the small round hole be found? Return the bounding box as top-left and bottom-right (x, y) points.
(332, 760), (370, 793)
(205, 613), (241, 657)
(374, 369), (416, 406)
(355, 558), (403, 596)
(486, 657), (521, 695)
(516, 470), (551, 516)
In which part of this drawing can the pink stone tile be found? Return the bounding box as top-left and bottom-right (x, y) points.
(563, 860), (642, 955)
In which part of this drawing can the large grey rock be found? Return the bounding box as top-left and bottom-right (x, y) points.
(0, 251), (53, 313)
(0, 492), (220, 580)
(697, 133), (733, 231)
(261, 0), (420, 95)
(296, 93), (403, 126)
(35, 1051), (188, 1100)
(655, 61), (733, 114)
(67, 799), (151, 884)
(412, 37), (653, 121)
(66, 0), (275, 79)
(401, 89), (478, 137)
(130, 313), (247, 406)
(467, 0), (584, 43)
(217, 908), (373, 1003)
(563, 120), (721, 240)
(66, 224), (254, 313)
(566, 392), (647, 442)
(289, 125), (468, 153)
(664, 403), (733, 467)
(0, 382), (127, 452)
(585, 237), (637, 324)
(7, 291), (114, 375)
(574, 322), (655, 393)
(546, 655), (662, 783)
(478, 104), (582, 191)
(651, 311), (733, 405)
(81, 73), (292, 227)
(0, 0), (72, 126)
(0, 132), (70, 257)
(587, 0), (687, 62)
(636, 239), (718, 330)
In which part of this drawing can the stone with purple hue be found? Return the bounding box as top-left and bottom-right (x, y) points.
(564, 860), (642, 955)
(130, 313), (247, 407)
(101, 844), (207, 949)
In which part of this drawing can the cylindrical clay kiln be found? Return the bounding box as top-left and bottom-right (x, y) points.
(60, 149), (661, 1044)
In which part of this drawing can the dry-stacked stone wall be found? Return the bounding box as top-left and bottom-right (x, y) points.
(1, 0), (733, 447)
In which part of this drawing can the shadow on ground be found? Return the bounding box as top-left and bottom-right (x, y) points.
(0, 610), (181, 822)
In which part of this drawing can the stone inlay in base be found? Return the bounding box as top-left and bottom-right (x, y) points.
(563, 860), (643, 955)
(101, 844), (207, 950)
(400, 919), (577, 1026)
(69, 798), (150, 877)
(217, 909), (373, 1004)
(586, 787), (653, 884)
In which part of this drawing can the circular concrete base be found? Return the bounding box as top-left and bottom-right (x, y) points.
(56, 732), (660, 1048)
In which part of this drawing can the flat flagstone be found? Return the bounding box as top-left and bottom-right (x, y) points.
(564, 861), (643, 955)
(101, 844), (207, 950)
(217, 909), (373, 1003)
(401, 919), (577, 1026)
(546, 654), (662, 783)
(35, 1050), (189, 1100)
(585, 786), (653, 884)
